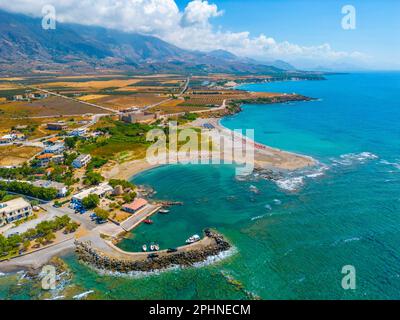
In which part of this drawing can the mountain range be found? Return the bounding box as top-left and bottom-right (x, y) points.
(0, 9), (297, 75)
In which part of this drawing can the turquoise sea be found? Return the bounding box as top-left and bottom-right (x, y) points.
(1, 72), (400, 299)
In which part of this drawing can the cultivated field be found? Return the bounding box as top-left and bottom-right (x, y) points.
(0, 96), (109, 118)
(0, 145), (42, 167)
(92, 94), (167, 110)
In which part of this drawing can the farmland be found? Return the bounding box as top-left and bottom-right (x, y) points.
(0, 96), (109, 117)
(90, 94), (167, 111)
(0, 145), (41, 167)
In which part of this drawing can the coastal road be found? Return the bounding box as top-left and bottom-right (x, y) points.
(0, 238), (75, 272)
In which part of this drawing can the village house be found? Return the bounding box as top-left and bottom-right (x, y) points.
(32, 180), (68, 198)
(43, 143), (65, 155)
(119, 111), (159, 124)
(0, 197), (32, 226)
(35, 153), (64, 167)
(122, 198), (148, 214)
(46, 122), (68, 131)
(72, 154), (91, 168)
(71, 183), (113, 206)
(69, 128), (87, 137)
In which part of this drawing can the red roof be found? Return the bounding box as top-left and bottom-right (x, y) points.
(37, 153), (53, 160)
(123, 198), (148, 211)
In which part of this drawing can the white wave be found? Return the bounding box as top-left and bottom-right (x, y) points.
(192, 247), (237, 268)
(249, 185), (260, 194)
(273, 199), (282, 205)
(380, 159), (400, 170)
(276, 176), (304, 192)
(251, 214), (266, 221)
(73, 290), (94, 300)
(45, 295), (65, 300)
(91, 248), (237, 279)
(331, 152), (379, 167)
(344, 237), (361, 243)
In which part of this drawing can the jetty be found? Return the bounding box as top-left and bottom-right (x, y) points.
(75, 229), (231, 273)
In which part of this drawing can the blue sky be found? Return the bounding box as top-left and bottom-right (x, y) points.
(175, 0), (400, 69)
(2, 0), (399, 70)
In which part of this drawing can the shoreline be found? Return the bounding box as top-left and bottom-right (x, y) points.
(0, 93), (317, 275)
(103, 113), (317, 181)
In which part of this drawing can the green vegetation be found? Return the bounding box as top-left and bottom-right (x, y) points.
(0, 180), (57, 201)
(177, 112), (198, 125)
(86, 156), (108, 171)
(64, 136), (79, 149)
(0, 164), (43, 180)
(78, 118), (158, 160)
(83, 172), (104, 186)
(94, 208), (109, 221)
(82, 194), (100, 209)
(109, 179), (135, 190)
(0, 215), (79, 259)
(0, 190), (18, 202)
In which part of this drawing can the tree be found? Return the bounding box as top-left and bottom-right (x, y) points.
(94, 208), (109, 221)
(83, 172), (104, 186)
(44, 232), (56, 244)
(22, 240), (31, 252)
(82, 194), (100, 209)
(65, 137), (78, 149)
(65, 222), (80, 233)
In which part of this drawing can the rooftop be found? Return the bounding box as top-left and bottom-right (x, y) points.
(123, 198), (148, 211)
(32, 180), (66, 191)
(0, 197), (31, 214)
(72, 183), (113, 201)
(37, 153), (54, 159)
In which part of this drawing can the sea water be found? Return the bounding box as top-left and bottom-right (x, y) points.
(2, 72), (400, 299)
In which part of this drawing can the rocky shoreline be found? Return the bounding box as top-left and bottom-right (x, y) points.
(75, 229), (231, 273)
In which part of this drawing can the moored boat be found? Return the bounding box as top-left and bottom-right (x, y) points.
(142, 245), (147, 252)
(186, 234), (201, 244)
(159, 209), (170, 214)
(144, 219), (153, 224)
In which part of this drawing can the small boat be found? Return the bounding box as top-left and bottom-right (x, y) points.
(144, 219), (153, 225)
(150, 244), (155, 251)
(159, 209), (170, 214)
(142, 245), (147, 252)
(186, 234), (201, 244)
(154, 244), (160, 251)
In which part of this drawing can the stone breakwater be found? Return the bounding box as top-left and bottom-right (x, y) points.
(75, 230), (231, 273)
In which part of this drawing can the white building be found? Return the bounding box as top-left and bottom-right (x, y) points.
(32, 180), (68, 198)
(72, 154), (92, 168)
(43, 143), (65, 155)
(69, 128), (87, 137)
(71, 183), (113, 205)
(0, 198), (32, 226)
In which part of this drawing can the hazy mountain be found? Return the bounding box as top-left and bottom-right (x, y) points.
(0, 9), (285, 75)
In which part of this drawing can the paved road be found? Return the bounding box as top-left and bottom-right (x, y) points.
(0, 238), (75, 272)
(120, 204), (161, 231)
(3, 204), (96, 237)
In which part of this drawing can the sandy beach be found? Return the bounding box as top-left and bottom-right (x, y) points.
(102, 117), (316, 181)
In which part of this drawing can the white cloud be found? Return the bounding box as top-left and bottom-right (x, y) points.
(181, 0), (223, 27)
(0, 0), (366, 66)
